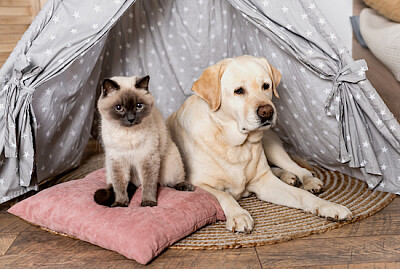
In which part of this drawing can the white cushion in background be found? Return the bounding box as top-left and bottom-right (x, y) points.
(360, 8), (400, 81)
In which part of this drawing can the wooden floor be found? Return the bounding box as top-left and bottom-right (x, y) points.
(0, 197), (399, 268)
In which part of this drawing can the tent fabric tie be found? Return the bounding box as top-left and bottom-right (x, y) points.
(2, 54), (41, 187)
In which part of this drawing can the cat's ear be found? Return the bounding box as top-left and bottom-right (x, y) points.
(135, 75), (150, 90)
(102, 79), (120, 97)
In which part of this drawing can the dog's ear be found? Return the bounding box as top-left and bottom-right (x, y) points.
(192, 63), (225, 111)
(258, 57), (281, 98)
(269, 64), (282, 98)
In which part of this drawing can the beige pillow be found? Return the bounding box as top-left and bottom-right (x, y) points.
(363, 0), (400, 23)
(360, 8), (400, 81)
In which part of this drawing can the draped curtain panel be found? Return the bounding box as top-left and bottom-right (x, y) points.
(1, 0), (399, 203)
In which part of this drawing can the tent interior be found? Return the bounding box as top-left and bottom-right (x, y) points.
(1, 0), (400, 204)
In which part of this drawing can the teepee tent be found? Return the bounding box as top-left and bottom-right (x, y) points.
(1, 0), (400, 203)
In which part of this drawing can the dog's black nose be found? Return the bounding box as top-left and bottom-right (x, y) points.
(257, 105), (274, 122)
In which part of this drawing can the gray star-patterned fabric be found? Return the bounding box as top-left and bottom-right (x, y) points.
(0, 0), (399, 203)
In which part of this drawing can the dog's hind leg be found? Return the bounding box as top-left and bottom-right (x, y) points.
(262, 129), (323, 194)
(271, 167), (300, 187)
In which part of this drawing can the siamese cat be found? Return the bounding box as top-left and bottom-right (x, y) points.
(94, 75), (193, 207)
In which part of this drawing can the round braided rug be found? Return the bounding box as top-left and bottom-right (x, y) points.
(35, 144), (396, 251)
(170, 166), (396, 250)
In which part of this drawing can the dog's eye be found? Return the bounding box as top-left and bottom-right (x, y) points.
(114, 104), (124, 112)
(234, 88), (245, 95)
(263, 83), (270, 90)
(136, 103), (143, 109)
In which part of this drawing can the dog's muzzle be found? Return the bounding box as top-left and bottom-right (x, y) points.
(257, 105), (274, 125)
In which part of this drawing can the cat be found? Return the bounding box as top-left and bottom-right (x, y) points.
(94, 75), (194, 207)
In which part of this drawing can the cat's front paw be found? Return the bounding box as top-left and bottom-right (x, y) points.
(111, 201), (129, 207)
(173, 182), (195, 191)
(111, 196), (130, 207)
(141, 200), (157, 207)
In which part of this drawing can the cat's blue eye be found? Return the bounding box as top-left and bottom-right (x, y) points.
(136, 103), (143, 109)
(114, 104), (124, 112)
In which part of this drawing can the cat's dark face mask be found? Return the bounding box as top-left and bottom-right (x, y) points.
(111, 92), (152, 127)
(99, 76), (153, 127)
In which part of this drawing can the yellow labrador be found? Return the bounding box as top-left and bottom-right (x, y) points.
(167, 55), (352, 233)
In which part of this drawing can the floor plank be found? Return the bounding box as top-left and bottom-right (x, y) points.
(255, 235), (400, 268)
(0, 233), (18, 255)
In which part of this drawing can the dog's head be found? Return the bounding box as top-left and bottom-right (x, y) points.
(192, 55), (281, 133)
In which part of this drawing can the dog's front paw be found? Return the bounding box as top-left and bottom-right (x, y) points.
(280, 171), (301, 187)
(315, 202), (353, 221)
(303, 176), (324, 194)
(225, 209), (254, 234)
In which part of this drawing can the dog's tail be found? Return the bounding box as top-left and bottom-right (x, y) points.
(289, 154), (315, 171)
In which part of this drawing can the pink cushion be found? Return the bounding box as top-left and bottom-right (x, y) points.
(8, 168), (225, 264)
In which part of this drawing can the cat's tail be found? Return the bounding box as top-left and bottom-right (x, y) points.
(94, 183), (137, 207)
(94, 187), (115, 207)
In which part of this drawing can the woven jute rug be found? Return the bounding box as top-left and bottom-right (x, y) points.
(33, 143), (396, 251)
(170, 166), (396, 250)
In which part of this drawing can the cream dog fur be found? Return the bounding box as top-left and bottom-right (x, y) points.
(167, 55), (352, 233)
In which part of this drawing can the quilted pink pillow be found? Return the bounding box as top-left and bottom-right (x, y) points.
(8, 168), (225, 264)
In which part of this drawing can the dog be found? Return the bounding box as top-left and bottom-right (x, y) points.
(167, 55), (352, 233)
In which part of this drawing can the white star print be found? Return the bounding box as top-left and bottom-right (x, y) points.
(307, 49), (314, 55)
(49, 35), (56, 40)
(94, 5), (101, 12)
(271, 52), (277, 58)
(53, 16), (60, 23)
(306, 30), (313, 37)
(329, 33), (337, 40)
(318, 18), (326, 25)
(368, 94), (375, 100)
(0, 160), (4, 166)
(309, 3), (316, 9)
(355, 93), (361, 100)
(390, 125), (396, 131)
(300, 67), (306, 73)
(376, 119), (383, 126)
(45, 49), (52, 56)
(91, 24), (98, 30)
(286, 24), (292, 30)
(23, 151), (30, 159)
(46, 131), (50, 137)
(262, 0), (269, 7)
(73, 11), (80, 19)
(71, 29), (77, 34)
(381, 164), (387, 170)
(0, 178), (4, 185)
(282, 6), (288, 13)
(45, 89), (51, 95)
(70, 130), (76, 136)
(382, 146), (388, 153)
(72, 74), (78, 80)
(362, 141), (370, 148)
(58, 59), (64, 64)
(318, 62), (324, 68)
(301, 13), (308, 20)
(380, 110), (386, 116)
(397, 176), (400, 181)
